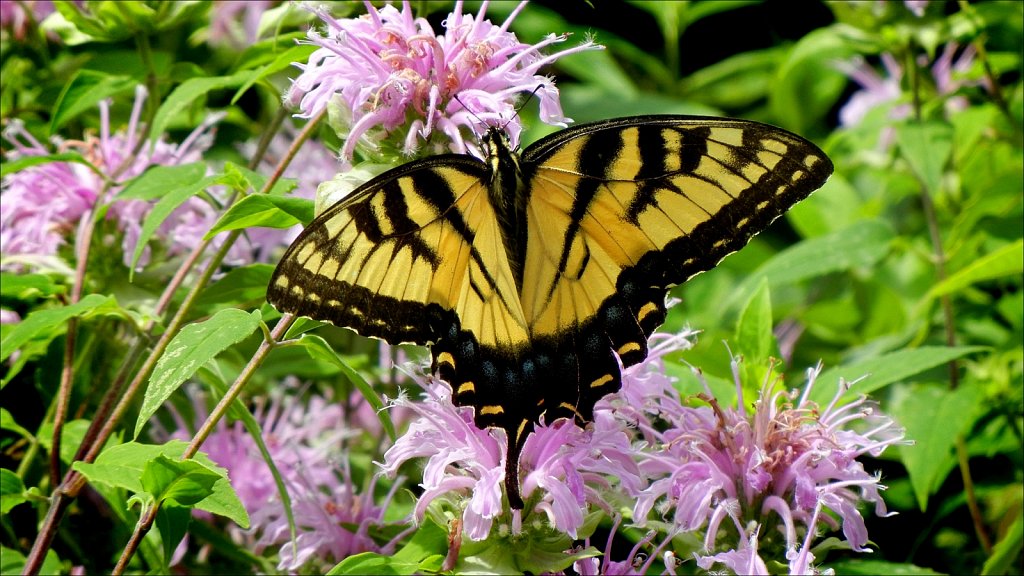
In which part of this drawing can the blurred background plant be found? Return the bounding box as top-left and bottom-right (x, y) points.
(1, 1), (1020, 574)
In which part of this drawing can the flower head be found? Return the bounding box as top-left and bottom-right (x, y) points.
(837, 43), (985, 131)
(0, 86), (239, 273)
(286, 1), (600, 164)
(0, 0), (55, 41)
(169, 384), (404, 572)
(207, 0), (272, 48)
(632, 356), (908, 571)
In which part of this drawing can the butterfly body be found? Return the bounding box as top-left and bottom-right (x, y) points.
(268, 115), (833, 509)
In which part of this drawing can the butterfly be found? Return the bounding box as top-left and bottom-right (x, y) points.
(267, 115), (833, 509)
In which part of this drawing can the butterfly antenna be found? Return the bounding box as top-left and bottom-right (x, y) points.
(454, 93), (487, 130)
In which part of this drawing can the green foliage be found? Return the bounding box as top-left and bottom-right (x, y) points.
(134, 308), (261, 439)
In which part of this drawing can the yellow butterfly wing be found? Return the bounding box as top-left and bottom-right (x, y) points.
(516, 116), (833, 424)
(268, 159), (529, 354)
(269, 115), (832, 509)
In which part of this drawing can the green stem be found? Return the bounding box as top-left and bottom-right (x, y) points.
(113, 316), (295, 575)
(905, 34), (992, 556)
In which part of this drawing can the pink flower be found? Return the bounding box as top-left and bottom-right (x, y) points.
(168, 384), (405, 571)
(631, 355), (907, 571)
(286, 1), (600, 164)
(379, 362), (644, 542)
(207, 0), (272, 48)
(837, 43), (986, 132)
(0, 86), (239, 272)
(0, 0), (55, 41)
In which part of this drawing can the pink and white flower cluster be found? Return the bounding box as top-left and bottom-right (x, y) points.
(286, 0), (599, 164)
(381, 330), (908, 574)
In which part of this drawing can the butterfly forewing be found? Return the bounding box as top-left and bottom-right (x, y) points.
(268, 158), (527, 348)
(518, 116), (833, 421)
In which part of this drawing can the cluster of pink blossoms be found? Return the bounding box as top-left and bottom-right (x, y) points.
(286, 0), (600, 164)
(380, 330), (908, 574)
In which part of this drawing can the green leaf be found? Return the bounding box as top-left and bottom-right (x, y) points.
(927, 239), (1024, 299)
(0, 408), (32, 441)
(824, 558), (945, 575)
(328, 519), (447, 575)
(149, 70), (251, 146)
(1, 469), (27, 515)
(205, 195), (313, 239)
(734, 278), (775, 364)
(73, 440), (249, 528)
(895, 121), (955, 194)
(0, 273), (65, 299)
(0, 546), (63, 576)
(134, 308), (262, 439)
(232, 44), (317, 104)
(0, 151), (101, 180)
(141, 455), (219, 506)
(892, 383), (986, 510)
(725, 219), (895, 313)
(118, 163), (207, 201)
(49, 69), (137, 134)
(771, 27), (855, 134)
(37, 419), (91, 466)
(982, 512), (1023, 575)
(194, 264), (274, 311)
(0, 293), (118, 362)
(155, 502), (192, 573)
(810, 346), (986, 405)
(127, 174), (218, 279)
(292, 334), (397, 442)
(682, 46), (785, 109)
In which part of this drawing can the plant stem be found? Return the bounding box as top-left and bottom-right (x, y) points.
(112, 316), (295, 575)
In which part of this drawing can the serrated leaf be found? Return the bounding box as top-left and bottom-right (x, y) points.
(149, 70), (251, 146)
(1, 469), (27, 515)
(127, 174), (219, 279)
(141, 455), (219, 506)
(896, 121), (954, 194)
(725, 219), (895, 313)
(134, 308), (261, 439)
(73, 441), (249, 528)
(892, 383), (985, 510)
(927, 239), (1024, 299)
(205, 195), (312, 239)
(810, 345), (985, 405)
(118, 163), (207, 201)
(294, 334), (397, 441)
(1, 294), (118, 362)
(49, 69), (137, 134)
